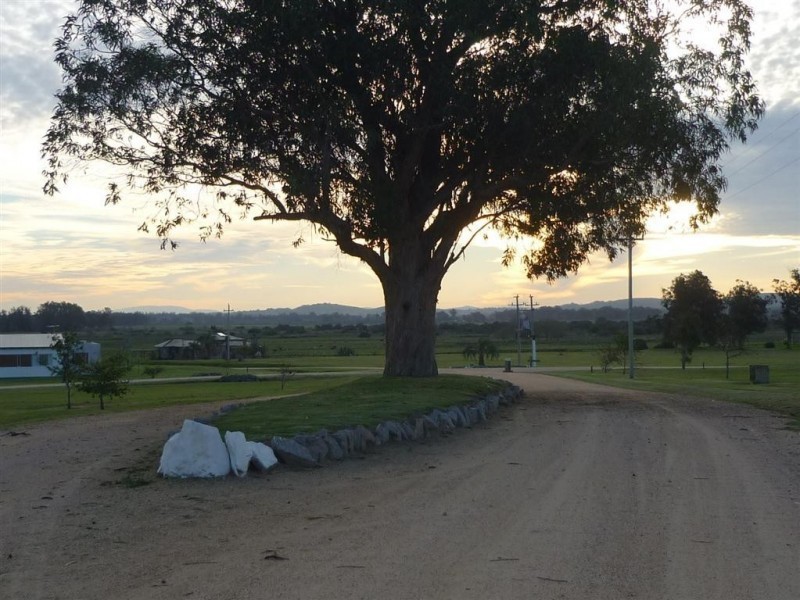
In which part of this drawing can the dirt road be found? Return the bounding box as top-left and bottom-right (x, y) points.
(1, 371), (798, 599)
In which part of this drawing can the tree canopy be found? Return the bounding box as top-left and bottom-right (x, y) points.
(662, 270), (722, 368)
(78, 352), (130, 410)
(773, 268), (800, 348)
(49, 332), (86, 409)
(722, 280), (769, 350)
(44, 0), (763, 376)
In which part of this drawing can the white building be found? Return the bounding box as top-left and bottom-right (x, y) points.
(0, 333), (101, 379)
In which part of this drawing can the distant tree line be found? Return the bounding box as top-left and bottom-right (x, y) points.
(1, 301), (662, 334)
(4, 270), (796, 352)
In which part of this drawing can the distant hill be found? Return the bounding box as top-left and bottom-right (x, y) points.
(292, 303), (384, 316)
(119, 299), (664, 318)
(558, 298), (664, 311)
(120, 305), (201, 313)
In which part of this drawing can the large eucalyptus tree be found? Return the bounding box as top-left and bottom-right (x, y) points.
(45, 0), (763, 376)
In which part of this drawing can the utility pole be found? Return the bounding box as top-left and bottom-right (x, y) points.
(529, 294), (538, 367)
(224, 303), (232, 361)
(627, 235), (635, 379)
(514, 295), (522, 366)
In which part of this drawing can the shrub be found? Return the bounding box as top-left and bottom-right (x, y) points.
(336, 346), (356, 356)
(143, 366), (164, 379)
(218, 374), (259, 382)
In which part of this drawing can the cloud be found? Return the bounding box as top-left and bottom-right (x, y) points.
(748, 1), (800, 104)
(0, 1), (67, 129)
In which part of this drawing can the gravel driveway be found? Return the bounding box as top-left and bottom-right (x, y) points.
(1, 370), (798, 599)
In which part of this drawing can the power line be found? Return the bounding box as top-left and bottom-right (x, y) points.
(725, 155), (800, 200)
(723, 110), (800, 169)
(724, 126), (800, 179)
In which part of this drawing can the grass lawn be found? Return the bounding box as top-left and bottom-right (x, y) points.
(212, 375), (508, 439)
(3, 338), (795, 433)
(0, 375), (360, 429)
(552, 363), (800, 429)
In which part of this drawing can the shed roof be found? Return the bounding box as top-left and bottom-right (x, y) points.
(154, 338), (196, 349)
(0, 333), (60, 349)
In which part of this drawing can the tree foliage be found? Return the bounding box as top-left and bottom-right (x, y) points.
(462, 339), (499, 367)
(44, 0), (763, 376)
(773, 268), (800, 348)
(718, 280), (769, 378)
(36, 301), (86, 332)
(78, 352), (130, 410)
(722, 280), (769, 349)
(0, 307), (34, 333)
(662, 271), (722, 369)
(49, 332), (86, 409)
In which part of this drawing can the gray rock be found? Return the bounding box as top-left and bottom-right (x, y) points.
(467, 406), (481, 425)
(269, 436), (319, 468)
(384, 421), (404, 441)
(412, 417), (425, 439)
(401, 421), (415, 440)
(351, 427), (366, 451)
(249, 442), (279, 472)
(374, 422), (391, 444)
(448, 406), (468, 428)
(502, 385), (522, 402)
(296, 435), (328, 463)
(355, 425), (376, 447)
(332, 430), (353, 455)
(158, 420), (231, 478)
(322, 435), (345, 461)
(437, 412), (455, 434)
(422, 415), (439, 433)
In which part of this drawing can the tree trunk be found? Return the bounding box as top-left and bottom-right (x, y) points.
(381, 249), (444, 377)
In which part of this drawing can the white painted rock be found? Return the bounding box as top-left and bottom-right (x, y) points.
(224, 431), (252, 477)
(158, 420), (231, 478)
(249, 441), (279, 472)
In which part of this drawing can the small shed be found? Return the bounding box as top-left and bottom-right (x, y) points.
(0, 333), (100, 379)
(154, 338), (198, 360)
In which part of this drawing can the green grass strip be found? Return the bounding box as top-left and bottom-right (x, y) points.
(0, 375), (359, 429)
(212, 374), (507, 439)
(550, 366), (800, 429)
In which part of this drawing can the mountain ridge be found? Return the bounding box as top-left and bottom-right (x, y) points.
(121, 298), (665, 315)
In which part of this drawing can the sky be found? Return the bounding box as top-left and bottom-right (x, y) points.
(0, 1), (798, 313)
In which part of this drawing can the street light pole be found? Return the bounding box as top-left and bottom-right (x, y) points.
(529, 294), (538, 367)
(627, 236), (635, 379)
(514, 295), (522, 367)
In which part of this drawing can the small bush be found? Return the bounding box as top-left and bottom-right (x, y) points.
(336, 346), (356, 356)
(142, 366), (164, 379)
(764, 341), (776, 349)
(218, 374), (259, 383)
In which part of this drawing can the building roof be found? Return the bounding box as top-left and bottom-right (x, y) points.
(213, 332), (244, 342)
(0, 333), (60, 349)
(154, 338), (197, 349)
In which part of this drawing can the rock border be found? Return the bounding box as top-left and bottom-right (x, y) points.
(263, 382), (524, 468)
